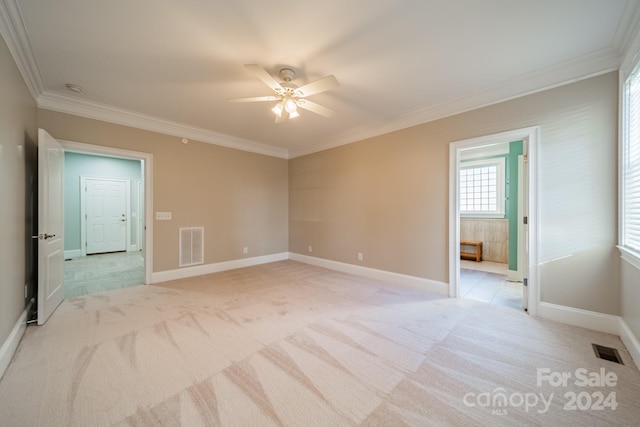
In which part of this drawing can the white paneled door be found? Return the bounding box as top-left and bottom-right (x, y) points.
(37, 129), (65, 325)
(84, 178), (129, 254)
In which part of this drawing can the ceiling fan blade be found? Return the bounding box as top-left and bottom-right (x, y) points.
(228, 95), (280, 103)
(296, 99), (336, 118)
(295, 75), (339, 97)
(244, 64), (283, 92)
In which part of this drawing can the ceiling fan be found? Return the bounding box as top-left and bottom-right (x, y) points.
(228, 64), (339, 123)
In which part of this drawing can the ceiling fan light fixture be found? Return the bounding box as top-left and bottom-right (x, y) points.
(271, 101), (284, 117)
(230, 64), (339, 122)
(285, 98), (297, 113)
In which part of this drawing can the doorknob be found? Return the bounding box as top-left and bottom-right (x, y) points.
(38, 233), (56, 240)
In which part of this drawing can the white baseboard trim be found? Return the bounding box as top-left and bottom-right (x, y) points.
(0, 302), (31, 380)
(64, 249), (82, 259)
(150, 252), (289, 284)
(538, 302), (640, 369)
(128, 245), (137, 252)
(289, 253), (449, 295)
(538, 302), (620, 335)
(619, 319), (640, 370)
(506, 270), (523, 282)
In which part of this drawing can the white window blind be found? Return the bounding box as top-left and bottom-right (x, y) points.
(623, 67), (640, 255)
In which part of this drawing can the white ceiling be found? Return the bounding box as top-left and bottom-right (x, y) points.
(1, 0), (638, 158)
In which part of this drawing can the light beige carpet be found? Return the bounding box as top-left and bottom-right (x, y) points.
(1, 260), (639, 426)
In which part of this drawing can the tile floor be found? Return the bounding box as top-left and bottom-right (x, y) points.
(63, 251), (145, 298)
(459, 259), (524, 310)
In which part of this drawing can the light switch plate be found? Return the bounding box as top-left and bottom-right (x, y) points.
(156, 211), (172, 220)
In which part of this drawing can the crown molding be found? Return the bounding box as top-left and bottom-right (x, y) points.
(0, 0), (44, 100)
(4, 0), (638, 160)
(289, 48), (621, 158)
(37, 91), (289, 158)
(0, 0), (289, 159)
(613, 0), (640, 58)
(619, 2), (640, 77)
(291, 4), (640, 158)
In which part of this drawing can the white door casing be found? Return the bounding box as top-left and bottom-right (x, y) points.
(37, 129), (65, 325)
(83, 177), (129, 255)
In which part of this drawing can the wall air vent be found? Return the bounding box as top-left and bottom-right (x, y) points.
(592, 344), (624, 365)
(179, 227), (204, 267)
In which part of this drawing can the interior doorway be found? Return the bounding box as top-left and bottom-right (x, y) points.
(459, 142), (522, 309)
(60, 140), (153, 298)
(449, 127), (539, 316)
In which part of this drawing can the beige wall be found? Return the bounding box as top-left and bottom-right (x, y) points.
(38, 110), (289, 273)
(290, 72), (620, 315)
(0, 36), (37, 344)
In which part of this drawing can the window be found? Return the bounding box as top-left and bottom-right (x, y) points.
(460, 158), (505, 217)
(622, 66), (640, 257)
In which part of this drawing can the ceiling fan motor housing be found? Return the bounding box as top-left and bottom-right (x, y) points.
(279, 68), (295, 82)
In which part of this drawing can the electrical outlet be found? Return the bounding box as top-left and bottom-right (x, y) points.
(308, 245), (313, 253)
(243, 247), (249, 254)
(155, 211), (172, 220)
(357, 252), (363, 261)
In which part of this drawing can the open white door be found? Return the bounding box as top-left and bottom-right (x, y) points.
(37, 129), (64, 325)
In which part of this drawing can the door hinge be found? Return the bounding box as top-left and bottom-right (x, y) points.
(523, 216), (528, 225)
(523, 278), (528, 287)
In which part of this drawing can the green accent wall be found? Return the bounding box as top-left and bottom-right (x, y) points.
(507, 140), (524, 271)
(64, 152), (142, 253)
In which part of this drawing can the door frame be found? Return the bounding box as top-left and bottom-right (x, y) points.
(61, 140), (153, 285)
(80, 176), (131, 256)
(449, 126), (539, 317)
